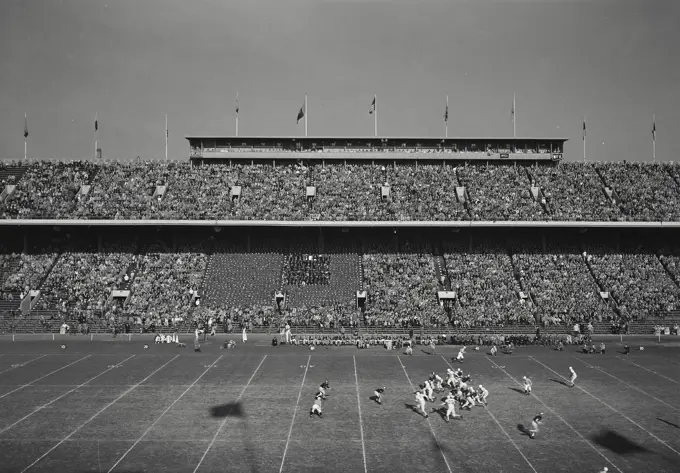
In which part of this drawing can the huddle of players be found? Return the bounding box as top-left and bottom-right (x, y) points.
(413, 368), (489, 422)
(309, 380), (331, 418)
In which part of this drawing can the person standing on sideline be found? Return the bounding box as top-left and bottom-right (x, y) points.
(242, 325), (248, 343)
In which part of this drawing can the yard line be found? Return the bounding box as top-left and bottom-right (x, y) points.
(0, 355), (48, 376)
(352, 356), (368, 473)
(0, 355), (136, 436)
(440, 356), (538, 473)
(487, 356), (623, 473)
(529, 356), (680, 458)
(0, 355), (91, 401)
(278, 355), (311, 473)
(108, 355), (223, 473)
(397, 356), (453, 473)
(20, 355), (179, 473)
(615, 356), (680, 385)
(572, 357), (680, 414)
(194, 355), (267, 473)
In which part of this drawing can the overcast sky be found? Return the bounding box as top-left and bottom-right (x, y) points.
(1, 0), (679, 162)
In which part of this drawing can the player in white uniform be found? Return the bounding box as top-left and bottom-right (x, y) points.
(523, 376), (532, 395)
(309, 398), (323, 418)
(478, 385), (489, 405)
(445, 369), (456, 389)
(439, 396), (461, 421)
(528, 412), (543, 439)
(415, 391), (428, 418)
(489, 344), (498, 356)
(431, 372), (444, 392)
(569, 367), (577, 387)
(423, 380), (434, 402)
(456, 346), (466, 363)
(598, 468), (608, 473)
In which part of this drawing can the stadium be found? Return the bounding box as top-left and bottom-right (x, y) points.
(2, 1), (680, 472)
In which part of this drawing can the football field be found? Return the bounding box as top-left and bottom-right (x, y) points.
(0, 339), (679, 472)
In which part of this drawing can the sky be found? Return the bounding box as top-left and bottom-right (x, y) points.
(1, 0), (679, 162)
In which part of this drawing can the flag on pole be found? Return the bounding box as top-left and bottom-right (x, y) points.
(511, 97), (515, 122)
(95, 115), (98, 131)
(652, 119), (656, 142)
(369, 97), (376, 115)
(24, 113), (28, 138)
(582, 119), (586, 140)
(444, 103), (448, 122)
(236, 94), (239, 115)
(296, 103), (305, 123)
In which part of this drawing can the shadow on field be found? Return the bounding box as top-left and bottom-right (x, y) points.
(516, 424), (530, 437)
(209, 402), (260, 473)
(508, 387), (525, 395)
(550, 378), (570, 387)
(591, 429), (649, 455)
(657, 418), (680, 429)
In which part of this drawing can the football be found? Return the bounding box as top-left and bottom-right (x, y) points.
(310, 346), (315, 351)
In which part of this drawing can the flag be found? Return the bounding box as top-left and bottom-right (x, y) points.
(24, 114), (28, 139)
(652, 120), (656, 142)
(511, 98), (515, 122)
(236, 94), (239, 115)
(95, 115), (98, 132)
(369, 97), (376, 115)
(444, 104), (448, 123)
(296, 104), (305, 124)
(583, 120), (586, 140)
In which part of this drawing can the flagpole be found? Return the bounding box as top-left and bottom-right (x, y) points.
(374, 94), (377, 137)
(235, 92), (239, 137)
(653, 114), (656, 163)
(305, 94), (308, 138)
(24, 113), (27, 160)
(165, 114), (168, 160)
(583, 117), (587, 163)
(94, 112), (98, 159)
(445, 95), (448, 139)
(513, 93), (516, 139)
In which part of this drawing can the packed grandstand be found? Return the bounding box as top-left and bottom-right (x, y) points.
(1, 154), (680, 338)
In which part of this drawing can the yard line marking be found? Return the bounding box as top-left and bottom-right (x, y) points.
(398, 356), (453, 473)
(278, 355), (311, 473)
(353, 356), (368, 473)
(108, 355), (223, 473)
(441, 356), (538, 473)
(572, 357), (680, 414)
(529, 356), (680, 458)
(20, 355), (179, 473)
(0, 355), (136, 436)
(0, 355), (91, 401)
(194, 355), (267, 473)
(487, 356), (623, 473)
(615, 356), (680, 385)
(0, 355), (47, 376)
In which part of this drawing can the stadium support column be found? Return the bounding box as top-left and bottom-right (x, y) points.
(374, 94), (378, 137)
(23, 234), (28, 253)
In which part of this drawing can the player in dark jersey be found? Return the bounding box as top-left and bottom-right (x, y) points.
(374, 386), (386, 404)
(528, 413), (543, 439)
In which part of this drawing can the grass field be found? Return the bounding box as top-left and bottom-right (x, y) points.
(0, 337), (679, 472)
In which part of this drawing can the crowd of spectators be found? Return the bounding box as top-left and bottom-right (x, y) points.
(510, 241), (613, 326)
(362, 241), (446, 327)
(597, 163), (680, 222)
(2, 160), (680, 221)
(445, 239), (534, 327)
(2, 250), (58, 294)
(586, 243), (680, 320)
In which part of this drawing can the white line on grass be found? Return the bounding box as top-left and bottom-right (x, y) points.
(352, 356), (368, 473)
(615, 356), (680, 385)
(0, 355), (136, 436)
(529, 356), (680, 458)
(278, 355), (311, 473)
(487, 356), (623, 473)
(0, 355), (47, 376)
(108, 355), (223, 473)
(0, 355), (91, 401)
(440, 356), (538, 473)
(572, 356), (680, 414)
(193, 355), (267, 473)
(20, 354), (179, 473)
(397, 356), (453, 473)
